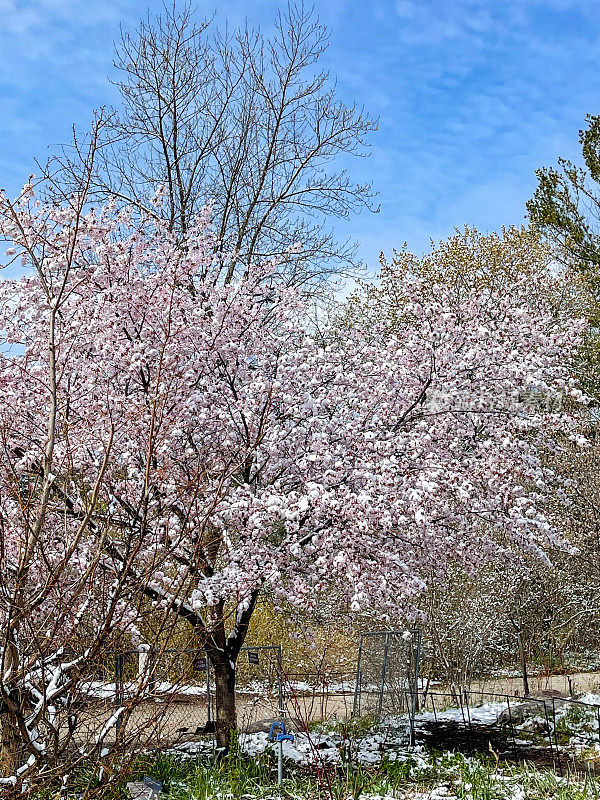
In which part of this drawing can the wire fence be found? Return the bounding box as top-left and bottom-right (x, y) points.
(352, 630), (421, 722)
(74, 645), (285, 749)
(284, 670), (357, 726)
(74, 632), (415, 751)
(26, 629), (600, 770)
(410, 687), (600, 774)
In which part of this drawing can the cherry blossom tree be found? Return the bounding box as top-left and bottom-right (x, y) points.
(345, 226), (592, 693)
(0, 178), (583, 790)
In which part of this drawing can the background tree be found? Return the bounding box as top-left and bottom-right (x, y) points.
(528, 114), (600, 401)
(345, 226), (594, 691)
(528, 114), (600, 291)
(57, 1), (377, 291)
(345, 225), (563, 322)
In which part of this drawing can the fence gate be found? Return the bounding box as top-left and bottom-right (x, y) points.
(353, 630), (421, 723)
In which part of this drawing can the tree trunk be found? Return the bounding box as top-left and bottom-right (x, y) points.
(0, 707), (20, 780)
(212, 659), (237, 751)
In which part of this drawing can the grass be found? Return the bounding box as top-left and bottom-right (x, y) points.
(456, 761), (600, 800)
(92, 747), (600, 800)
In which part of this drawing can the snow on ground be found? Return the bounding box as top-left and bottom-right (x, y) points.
(410, 701), (508, 727)
(286, 680), (356, 694)
(166, 694), (600, 771)
(169, 723), (415, 766)
(579, 692), (600, 706)
(286, 678), (434, 695)
(80, 680), (208, 699)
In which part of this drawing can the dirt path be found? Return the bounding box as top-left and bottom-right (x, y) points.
(465, 670), (600, 698)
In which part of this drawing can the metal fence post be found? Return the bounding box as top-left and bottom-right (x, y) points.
(551, 698), (562, 776)
(205, 653), (211, 727)
(377, 633), (390, 721)
(353, 635), (364, 718)
(541, 700), (556, 764)
(412, 631), (421, 715)
(458, 688), (466, 726)
(115, 653), (124, 734)
(464, 691), (473, 750)
(276, 645), (284, 719)
(405, 688), (416, 747)
(505, 695), (518, 761)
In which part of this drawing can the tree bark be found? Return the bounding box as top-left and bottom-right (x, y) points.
(0, 706), (20, 779)
(202, 589), (260, 751)
(212, 659), (237, 751)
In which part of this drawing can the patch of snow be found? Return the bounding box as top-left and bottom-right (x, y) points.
(410, 701), (507, 727)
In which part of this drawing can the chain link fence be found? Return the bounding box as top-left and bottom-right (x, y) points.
(352, 630), (422, 723)
(74, 645), (286, 748)
(284, 670), (357, 727)
(236, 646), (284, 733)
(36, 630), (423, 756)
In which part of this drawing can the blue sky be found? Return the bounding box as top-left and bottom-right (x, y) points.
(0, 0), (599, 270)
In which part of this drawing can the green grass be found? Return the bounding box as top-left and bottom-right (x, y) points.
(556, 705), (598, 739)
(108, 749), (585, 799)
(134, 751), (600, 800)
(54, 729), (600, 800)
(318, 714), (380, 738)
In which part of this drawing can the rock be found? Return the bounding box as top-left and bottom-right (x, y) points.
(497, 698), (567, 727)
(519, 715), (551, 734)
(243, 716), (298, 734)
(315, 739), (336, 750)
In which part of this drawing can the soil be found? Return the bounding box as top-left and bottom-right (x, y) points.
(415, 718), (597, 776)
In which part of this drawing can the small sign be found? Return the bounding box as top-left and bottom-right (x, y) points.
(126, 777), (162, 800)
(247, 650), (260, 665)
(144, 776), (163, 796)
(193, 655), (207, 671)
